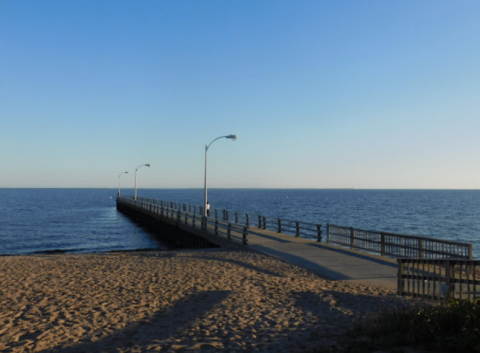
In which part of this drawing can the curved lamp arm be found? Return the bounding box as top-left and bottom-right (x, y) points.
(206, 134), (237, 151)
(136, 163), (151, 171)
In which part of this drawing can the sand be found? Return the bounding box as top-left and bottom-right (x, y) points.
(0, 249), (411, 352)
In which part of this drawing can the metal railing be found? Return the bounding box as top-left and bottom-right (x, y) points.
(327, 224), (472, 260)
(134, 196), (323, 242)
(122, 196), (473, 260)
(398, 258), (480, 300)
(118, 197), (249, 245)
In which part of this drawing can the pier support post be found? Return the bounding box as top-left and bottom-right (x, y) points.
(242, 226), (248, 245)
(350, 227), (355, 249)
(381, 233), (386, 256)
(316, 225), (322, 242)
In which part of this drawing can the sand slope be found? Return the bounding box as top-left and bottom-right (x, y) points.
(0, 249), (409, 352)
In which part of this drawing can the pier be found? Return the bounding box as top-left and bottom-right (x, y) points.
(117, 196), (477, 296)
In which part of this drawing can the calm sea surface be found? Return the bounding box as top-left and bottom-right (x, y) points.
(1, 189), (479, 257)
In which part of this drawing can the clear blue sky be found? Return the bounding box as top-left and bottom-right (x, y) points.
(1, 1), (479, 189)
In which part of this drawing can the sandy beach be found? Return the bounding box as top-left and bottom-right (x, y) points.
(0, 249), (410, 352)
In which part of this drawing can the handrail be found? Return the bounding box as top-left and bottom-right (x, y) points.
(327, 224), (472, 260)
(120, 196), (473, 260)
(117, 197), (249, 245)
(398, 258), (480, 300)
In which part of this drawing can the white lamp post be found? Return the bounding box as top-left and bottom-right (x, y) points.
(118, 171), (128, 197)
(204, 135), (237, 217)
(135, 164), (151, 200)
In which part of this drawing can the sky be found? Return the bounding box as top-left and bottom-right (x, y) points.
(1, 0), (479, 189)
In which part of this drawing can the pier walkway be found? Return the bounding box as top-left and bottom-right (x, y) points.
(244, 226), (398, 290)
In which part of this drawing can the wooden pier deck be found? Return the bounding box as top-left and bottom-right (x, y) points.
(117, 197), (398, 290)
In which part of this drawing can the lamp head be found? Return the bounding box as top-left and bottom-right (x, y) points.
(146, 164), (151, 167)
(226, 134), (238, 140)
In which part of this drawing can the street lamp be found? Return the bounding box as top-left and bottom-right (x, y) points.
(135, 164), (151, 200)
(204, 134), (237, 217)
(118, 171), (128, 197)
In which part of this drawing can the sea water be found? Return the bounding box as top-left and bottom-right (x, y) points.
(1, 189), (479, 257)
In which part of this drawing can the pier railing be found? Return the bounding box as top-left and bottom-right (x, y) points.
(124, 196), (472, 260)
(327, 224), (472, 260)
(398, 258), (480, 300)
(134, 196), (323, 241)
(118, 197), (250, 245)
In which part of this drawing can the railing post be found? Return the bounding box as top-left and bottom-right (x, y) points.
(215, 209), (218, 220)
(246, 214), (249, 226)
(350, 227), (355, 249)
(263, 216), (266, 230)
(215, 220), (218, 235)
(277, 219), (281, 233)
(242, 226), (248, 245)
(326, 223), (330, 244)
(444, 261), (455, 300)
(192, 215), (196, 228)
(316, 224), (322, 242)
(397, 259), (405, 295)
(418, 239), (424, 259)
(469, 244), (473, 260)
(227, 223), (231, 239)
(381, 233), (386, 256)
(258, 215), (262, 228)
(235, 212), (238, 224)
(295, 221), (300, 237)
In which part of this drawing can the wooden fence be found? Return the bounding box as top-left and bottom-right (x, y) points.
(126, 196), (472, 260)
(398, 258), (480, 300)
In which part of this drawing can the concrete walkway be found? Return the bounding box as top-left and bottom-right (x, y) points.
(244, 227), (398, 291)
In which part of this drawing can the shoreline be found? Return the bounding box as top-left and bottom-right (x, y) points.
(0, 248), (412, 352)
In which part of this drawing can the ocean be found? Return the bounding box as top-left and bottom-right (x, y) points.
(1, 188), (479, 257)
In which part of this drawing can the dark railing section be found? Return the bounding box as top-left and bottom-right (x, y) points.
(327, 224), (472, 260)
(398, 258), (480, 300)
(125, 196), (472, 260)
(135, 196), (323, 242)
(118, 197), (249, 245)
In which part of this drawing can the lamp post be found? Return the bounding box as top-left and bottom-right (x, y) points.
(118, 171), (128, 197)
(204, 135), (237, 217)
(135, 164), (151, 200)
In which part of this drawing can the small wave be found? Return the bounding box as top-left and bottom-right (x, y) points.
(31, 248), (89, 255)
(32, 249), (68, 254)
